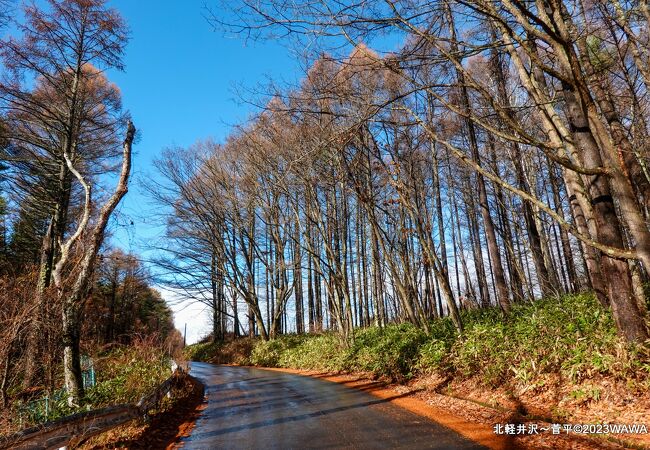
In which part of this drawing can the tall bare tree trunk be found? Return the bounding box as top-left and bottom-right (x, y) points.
(562, 83), (649, 342)
(446, 7), (510, 312)
(56, 121), (135, 406)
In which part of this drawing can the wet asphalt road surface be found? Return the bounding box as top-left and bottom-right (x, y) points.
(180, 362), (486, 450)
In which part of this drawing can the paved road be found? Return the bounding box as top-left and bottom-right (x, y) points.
(180, 362), (486, 450)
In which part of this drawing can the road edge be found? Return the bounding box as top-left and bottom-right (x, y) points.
(255, 366), (516, 450)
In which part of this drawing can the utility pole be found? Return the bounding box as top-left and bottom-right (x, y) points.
(183, 323), (187, 347)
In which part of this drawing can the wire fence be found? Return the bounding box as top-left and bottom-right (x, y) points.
(16, 355), (97, 427)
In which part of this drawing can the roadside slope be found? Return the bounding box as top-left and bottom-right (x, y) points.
(186, 294), (650, 449)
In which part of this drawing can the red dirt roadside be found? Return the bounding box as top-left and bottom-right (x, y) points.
(259, 367), (635, 450)
(260, 367), (517, 450)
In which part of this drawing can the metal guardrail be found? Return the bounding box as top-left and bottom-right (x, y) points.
(0, 368), (187, 450)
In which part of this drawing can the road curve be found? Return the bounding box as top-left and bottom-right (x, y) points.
(180, 362), (486, 449)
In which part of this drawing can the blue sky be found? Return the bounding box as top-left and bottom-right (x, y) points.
(97, 1), (302, 342)
(104, 0), (300, 259)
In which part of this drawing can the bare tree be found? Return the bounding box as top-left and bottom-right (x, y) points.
(0, 0), (129, 386)
(208, 0), (650, 342)
(53, 120), (135, 406)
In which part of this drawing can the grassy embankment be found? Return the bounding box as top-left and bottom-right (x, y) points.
(187, 293), (649, 386)
(186, 293), (650, 429)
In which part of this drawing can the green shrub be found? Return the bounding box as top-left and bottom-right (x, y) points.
(187, 293), (649, 388)
(443, 293), (640, 385)
(250, 336), (297, 367)
(344, 323), (427, 380)
(277, 334), (345, 371)
(85, 344), (171, 407)
(184, 341), (222, 362)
